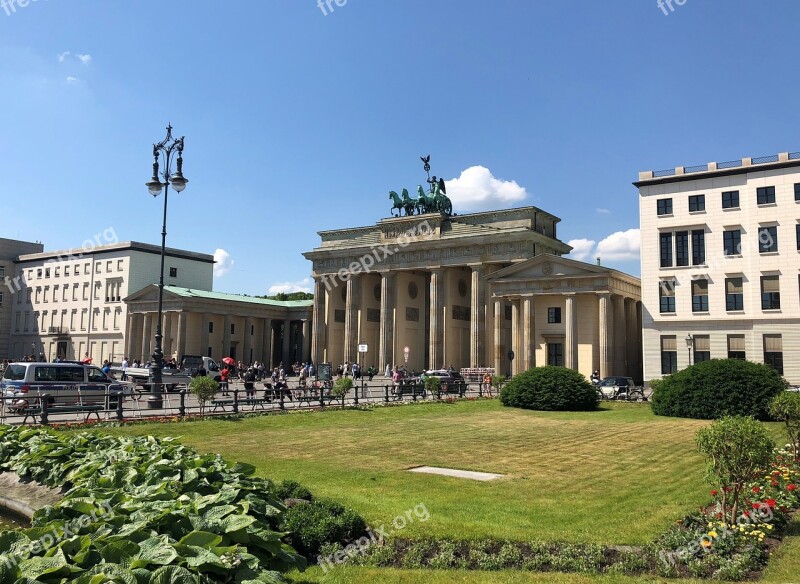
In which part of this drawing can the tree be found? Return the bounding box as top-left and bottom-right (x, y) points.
(696, 416), (774, 524)
(425, 375), (441, 398)
(769, 391), (800, 462)
(188, 376), (219, 417)
(331, 377), (353, 407)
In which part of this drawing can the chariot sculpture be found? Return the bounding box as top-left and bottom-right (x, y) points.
(389, 155), (453, 217)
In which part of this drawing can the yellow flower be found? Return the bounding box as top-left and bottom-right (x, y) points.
(709, 531), (718, 538)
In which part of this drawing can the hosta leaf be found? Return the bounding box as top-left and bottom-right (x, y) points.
(148, 566), (200, 584)
(134, 538), (178, 566)
(71, 564), (138, 584)
(0, 531), (31, 560)
(97, 540), (140, 564)
(17, 548), (68, 578)
(219, 514), (255, 533)
(177, 532), (222, 548)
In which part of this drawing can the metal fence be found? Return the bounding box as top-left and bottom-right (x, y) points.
(0, 379), (503, 426)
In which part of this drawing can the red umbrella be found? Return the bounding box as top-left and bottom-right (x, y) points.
(222, 357), (236, 366)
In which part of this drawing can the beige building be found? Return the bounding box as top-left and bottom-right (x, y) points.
(0, 238), (45, 358)
(637, 150), (800, 384)
(124, 286), (312, 366)
(304, 207), (642, 380)
(8, 241), (214, 362)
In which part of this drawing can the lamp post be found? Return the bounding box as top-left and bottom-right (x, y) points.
(685, 334), (694, 367)
(144, 124), (188, 408)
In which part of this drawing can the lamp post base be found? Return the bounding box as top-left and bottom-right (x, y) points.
(146, 394), (164, 409)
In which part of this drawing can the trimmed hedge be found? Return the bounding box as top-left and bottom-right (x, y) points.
(650, 359), (785, 420)
(499, 366), (599, 411)
(280, 499), (367, 558)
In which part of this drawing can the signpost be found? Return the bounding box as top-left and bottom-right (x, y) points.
(357, 343), (368, 403)
(403, 346), (410, 364)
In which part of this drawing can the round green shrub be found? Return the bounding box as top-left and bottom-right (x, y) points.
(499, 366), (599, 411)
(274, 479), (313, 501)
(280, 499), (367, 558)
(650, 359), (785, 420)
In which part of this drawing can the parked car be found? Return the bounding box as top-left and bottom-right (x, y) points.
(597, 376), (643, 400)
(1, 362), (131, 407)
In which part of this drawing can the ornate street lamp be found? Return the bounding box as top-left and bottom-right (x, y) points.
(144, 124), (188, 408)
(685, 334), (694, 367)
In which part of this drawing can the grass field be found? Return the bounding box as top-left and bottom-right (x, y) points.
(93, 399), (800, 582)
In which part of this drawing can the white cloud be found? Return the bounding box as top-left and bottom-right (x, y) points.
(596, 208), (611, 214)
(596, 229), (640, 261)
(268, 278), (313, 295)
(57, 51), (70, 63)
(445, 166), (529, 212)
(66, 76), (79, 84)
(566, 238), (597, 261)
(213, 248), (234, 277)
(76, 53), (92, 65)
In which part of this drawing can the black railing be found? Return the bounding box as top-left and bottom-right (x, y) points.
(717, 159), (743, 170)
(752, 154), (779, 164)
(0, 380), (505, 426)
(652, 168), (676, 178)
(684, 164), (708, 174)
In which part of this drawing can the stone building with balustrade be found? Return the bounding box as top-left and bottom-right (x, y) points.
(303, 207), (643, 381)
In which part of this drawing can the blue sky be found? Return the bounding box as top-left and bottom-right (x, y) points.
(2, 0), (799, 295)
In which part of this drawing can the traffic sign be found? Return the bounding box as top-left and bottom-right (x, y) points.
(508, 350), (515, 361)
(358, 343), (368, 353)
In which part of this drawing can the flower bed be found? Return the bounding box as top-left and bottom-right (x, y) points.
(0, 426), (364, 583)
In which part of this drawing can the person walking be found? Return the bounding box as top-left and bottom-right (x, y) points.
(220, 366), (230, 396)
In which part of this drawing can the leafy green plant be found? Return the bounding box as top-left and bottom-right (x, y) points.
(696, 416), (774, 524)
(424, 375), (441, 397)
(769, 391), (800, 461)
(499, 366), (599, 411)
(279, 499), (366, 558)
(490, 375), (506, 395)
(0, 425), (366, 582)
(188, 375), (219, 416)
(273, 479), (313, 502)
(331, 377), (354, 405)
(651, 359), (785, 420)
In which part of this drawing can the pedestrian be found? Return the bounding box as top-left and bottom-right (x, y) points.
(220, 366), (230, 395)
(244, 367), (256, 400)
(121, 356), (129, 380)
(197, 362), (207, 377)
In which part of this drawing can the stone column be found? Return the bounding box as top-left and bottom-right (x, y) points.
(262, 318), (273, 367)
(200, 313), (210, 358)
(301, 319), (310, 364)
(378, 272), (395, 371)
(163, 312), (174, 359)
(281, 320), (291, 367)
(343, 276), (360, 364)
(511, 299), (520, 375)
(125, 313), (134, 358)
(176, 311), (187, 362)
(223, 314), (232, 359)
(128, 313), (143, 362)
(428, 268), (444, 369)
(625, 299), (638, 382)
(493, 299), (503, 374)
(522, 297), (534, 371)
(141, 313), (152, 361)
(565, 293), (578, 370)
(470, 266), (486, 367)
(243, 316), (253, 364)
(613, 295), (627, 376)
(311, 278), (326, 366)
(599, 293), (612, 378)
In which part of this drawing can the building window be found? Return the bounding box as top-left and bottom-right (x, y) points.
(72, 283), (78, 301)
(758, 226), (778, 253)
(35, 287), (41, 303)
(722, 190), (739, 209)
(661, 336), (677, 374)
(547, 307), (561, 323)
(660, 232), (673, 267)
(0, 266), (4, 278)
(757, 186), (776, 205)
(797, 224), (800, 251)
(761, 275), (781, 310)
(54, 267), (59, 277)
(117, 259), (123, 271)
(688, 194), (705, 212)
(659, 280), (676, 313)
(723, 229), (742, 256)
(763, 334), (783, 375)
(64, 266), (70, 276)
(37, 268), (42, 278)
(94, 282), (101, 300)
(95, 263), (100, 274)
(795, 183), (800, 202)
(53, 285), (59, 302)
(693, 335), (711, 363)
(675, 231), (689, 266)
(657, 198), (673, 216)
(169, 267), (177, 277)
(727, 335), (745, 360)
(84, 263), (90, 275)
(208, 322), (214, 334)
(250, 324), (255, 335)
(547, 343), (563, 367)
(230, 323), (236, 335)
(725, 277), (744, 311)
(691, 230), (705, 265)
(43, 286), (49, 302)
(0, 291), (3, 307)
(106, 260), (112, 272)
(691, 279), (709, 312)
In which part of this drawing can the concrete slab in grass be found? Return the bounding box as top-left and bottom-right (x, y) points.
(407, 466), (503, 481)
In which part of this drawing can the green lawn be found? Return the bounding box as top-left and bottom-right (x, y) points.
(92, 400), (800, 583)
